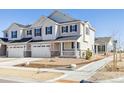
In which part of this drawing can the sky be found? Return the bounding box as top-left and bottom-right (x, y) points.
(0, 9), (124, 46)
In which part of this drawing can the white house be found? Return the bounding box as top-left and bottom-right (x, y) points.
(94, 37), (113, 54)
(0, 10), (95, 58)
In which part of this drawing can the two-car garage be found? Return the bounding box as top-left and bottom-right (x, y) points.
(7, 43), (51, 58)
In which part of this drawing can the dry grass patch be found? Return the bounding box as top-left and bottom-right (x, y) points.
(89, 57), (124, 82)
(16, 55), (105, 68)
(0, 68), (63, 81)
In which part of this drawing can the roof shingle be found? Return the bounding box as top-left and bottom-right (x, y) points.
(95, 37), (112, 45)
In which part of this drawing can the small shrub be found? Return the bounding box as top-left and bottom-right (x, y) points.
(86, 48), (92, 60)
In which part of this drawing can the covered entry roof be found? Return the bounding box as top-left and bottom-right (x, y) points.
(55, 35), (81, 41)
(9, 38), (32, 43)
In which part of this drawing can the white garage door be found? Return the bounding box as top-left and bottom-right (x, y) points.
(31, 44), (51, 58)
(8, 45), (24, 57)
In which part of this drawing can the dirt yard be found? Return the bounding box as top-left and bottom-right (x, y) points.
(55, 79), (79, 83)
(89, 53), (124, 82)
(0, 68), (63, 81)
(16, 54), (105, 69)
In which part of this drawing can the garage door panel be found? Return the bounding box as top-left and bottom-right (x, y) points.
(31, 44), (51, 58)
(8, 45), (24, 57)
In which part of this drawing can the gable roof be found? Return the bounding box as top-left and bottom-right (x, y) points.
(14, 23), (31, 28)
(95, 37), (112, 45)
(3, 23), (31, 32)
(48, 10), (80, 23)
(31, 16), (58, 28)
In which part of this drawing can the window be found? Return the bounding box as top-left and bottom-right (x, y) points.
(86, 27), (90, 35)
(27, 30), (32, 35)
(46, 26), (52, 35)
(34, 28), (41, 36)
(11, 31), (17, 38)
(62, 26), (68, 33)
(70, 25), (77, 32)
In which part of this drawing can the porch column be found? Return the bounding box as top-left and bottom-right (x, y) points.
(60, 42), (63, 56)
(74, 41), (78, 58)
(96, 45), (98, 54)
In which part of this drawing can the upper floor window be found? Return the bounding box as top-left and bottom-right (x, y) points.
(34, 28), (41, 36)
(62, 26), (68, 33)
(70, 25), (77, 32)
(27, 30), (32, 35)
(86, 27), (90, 35)
(11, 31), (17, 38)
(46, 26), (52, 35)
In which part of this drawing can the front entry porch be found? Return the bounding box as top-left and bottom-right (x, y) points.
(51, 41), (80, 58)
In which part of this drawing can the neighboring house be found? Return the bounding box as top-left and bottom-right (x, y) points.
(0, 10), (95, 58)
(94, 37), (113, 54)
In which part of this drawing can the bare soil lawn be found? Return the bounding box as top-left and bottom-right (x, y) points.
(55, 79), (79, 83)
(0, 68), (63, 81)
(16, 54), (105, 68)
(89, 53), (124, 82)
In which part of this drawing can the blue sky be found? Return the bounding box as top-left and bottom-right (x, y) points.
(0, 9), (123, 45)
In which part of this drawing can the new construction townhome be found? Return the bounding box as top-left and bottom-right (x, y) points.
(0, 10), (95, 58)
(94, 37), (113, 54)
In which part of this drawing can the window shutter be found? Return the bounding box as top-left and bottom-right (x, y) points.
(15, 31), (17, 38)
(34, 29), (36, 36)
(70, 25), (72, 32)
(62, 27), (64, 33)
(50, 26), (52, 34)
(66, 26), (68, 32)
(11, 32), (13, 38)
(75, 25), (77, 31)
(40, 28), (41, 36)
(45, 27), (47, 35)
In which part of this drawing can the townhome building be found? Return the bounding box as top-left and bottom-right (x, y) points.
(0, 10), (95, 58)
(94, 37), (113, 54)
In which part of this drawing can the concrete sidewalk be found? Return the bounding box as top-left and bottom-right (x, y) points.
(55, 56), (113, 82)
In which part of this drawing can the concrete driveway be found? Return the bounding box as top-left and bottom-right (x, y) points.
(0, 58), (43, 66)
(0, 79), (19, 83)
